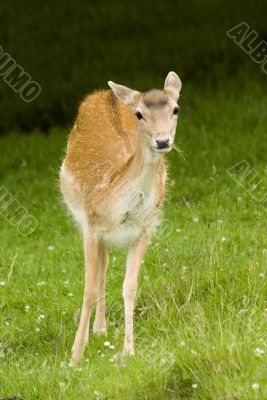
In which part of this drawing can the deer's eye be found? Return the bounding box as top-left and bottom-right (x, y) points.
(135, 111), (143, 120)
(173, 106), (179, 115)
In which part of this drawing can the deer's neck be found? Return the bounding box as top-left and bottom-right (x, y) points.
(129, 136), (160, 184)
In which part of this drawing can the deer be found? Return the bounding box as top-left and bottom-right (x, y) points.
(60, 71), (182, 365)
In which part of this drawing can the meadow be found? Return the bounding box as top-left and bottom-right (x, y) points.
(0, 80), (267, 399)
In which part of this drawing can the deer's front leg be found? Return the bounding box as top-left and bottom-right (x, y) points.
(123, 234), (150, 356)
(71, 228), (100, 365)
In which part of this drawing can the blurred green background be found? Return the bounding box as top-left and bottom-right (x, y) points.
(0, 0), (266, 133)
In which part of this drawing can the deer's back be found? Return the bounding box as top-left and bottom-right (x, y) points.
(63, 90), (138, 189)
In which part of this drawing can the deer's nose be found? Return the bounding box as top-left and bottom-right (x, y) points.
(156, 138), (170, 149)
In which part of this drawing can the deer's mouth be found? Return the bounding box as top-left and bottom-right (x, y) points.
(156, 146), (172, 153)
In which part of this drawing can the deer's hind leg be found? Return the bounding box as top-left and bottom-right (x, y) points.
(93, 243), (109, 335)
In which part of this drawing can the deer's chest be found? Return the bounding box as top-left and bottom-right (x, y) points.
(101, 173), (158, 246)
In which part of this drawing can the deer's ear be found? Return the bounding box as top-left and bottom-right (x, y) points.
(108, 81), (140, 107)
(164, 71), (182, 101)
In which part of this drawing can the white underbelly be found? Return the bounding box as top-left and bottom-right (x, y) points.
(101, 222), (143, 247)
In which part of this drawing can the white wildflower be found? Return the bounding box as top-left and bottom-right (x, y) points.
(252, 383), (259, 390)
(37, 314), (45, 323)
(37, 281), (47, 286)
(254, 348), (264, 357)
(59, 382), (66, 390)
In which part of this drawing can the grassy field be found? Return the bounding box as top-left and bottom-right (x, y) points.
(0, 81), (267, 399)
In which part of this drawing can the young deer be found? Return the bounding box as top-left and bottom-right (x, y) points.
(60, 72), (182, 365)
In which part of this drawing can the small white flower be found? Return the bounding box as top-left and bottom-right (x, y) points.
(191, 350), (198, 356)
(68, 292), (73, 297)
(252, 383), (259, 390)
(94, 391), (102, 398)
(0, 281), (6, 286)
(254, 347), (264, 356)
(192, 216), (199, 223)
(109, 358), (114, 363)
(35, 327), (40, 333)
(64, 280), (69, 286)
(5, 321), (10, 326)
(25, 305), (30, 312)
(100, 353), (105, 357)
(37, 281), (47, 286)
(180, 341), (186, 347)
(59, 382), (66, 390)
(104, 341), (111, 347)
(259, 273), (264, 278)
(176, 228), (181, 233)
(37, 314), (45, 323)
(192, 383), (198, 389)
(62, 311), (66, 315)
(221, 236), (226, 242)
(109, 345), (115, 350)
(48, 245), (54, 251)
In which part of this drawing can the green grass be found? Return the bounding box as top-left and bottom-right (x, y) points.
(0, 82), (267, 399)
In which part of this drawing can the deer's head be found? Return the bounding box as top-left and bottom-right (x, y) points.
(108, 72), (182, 154)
